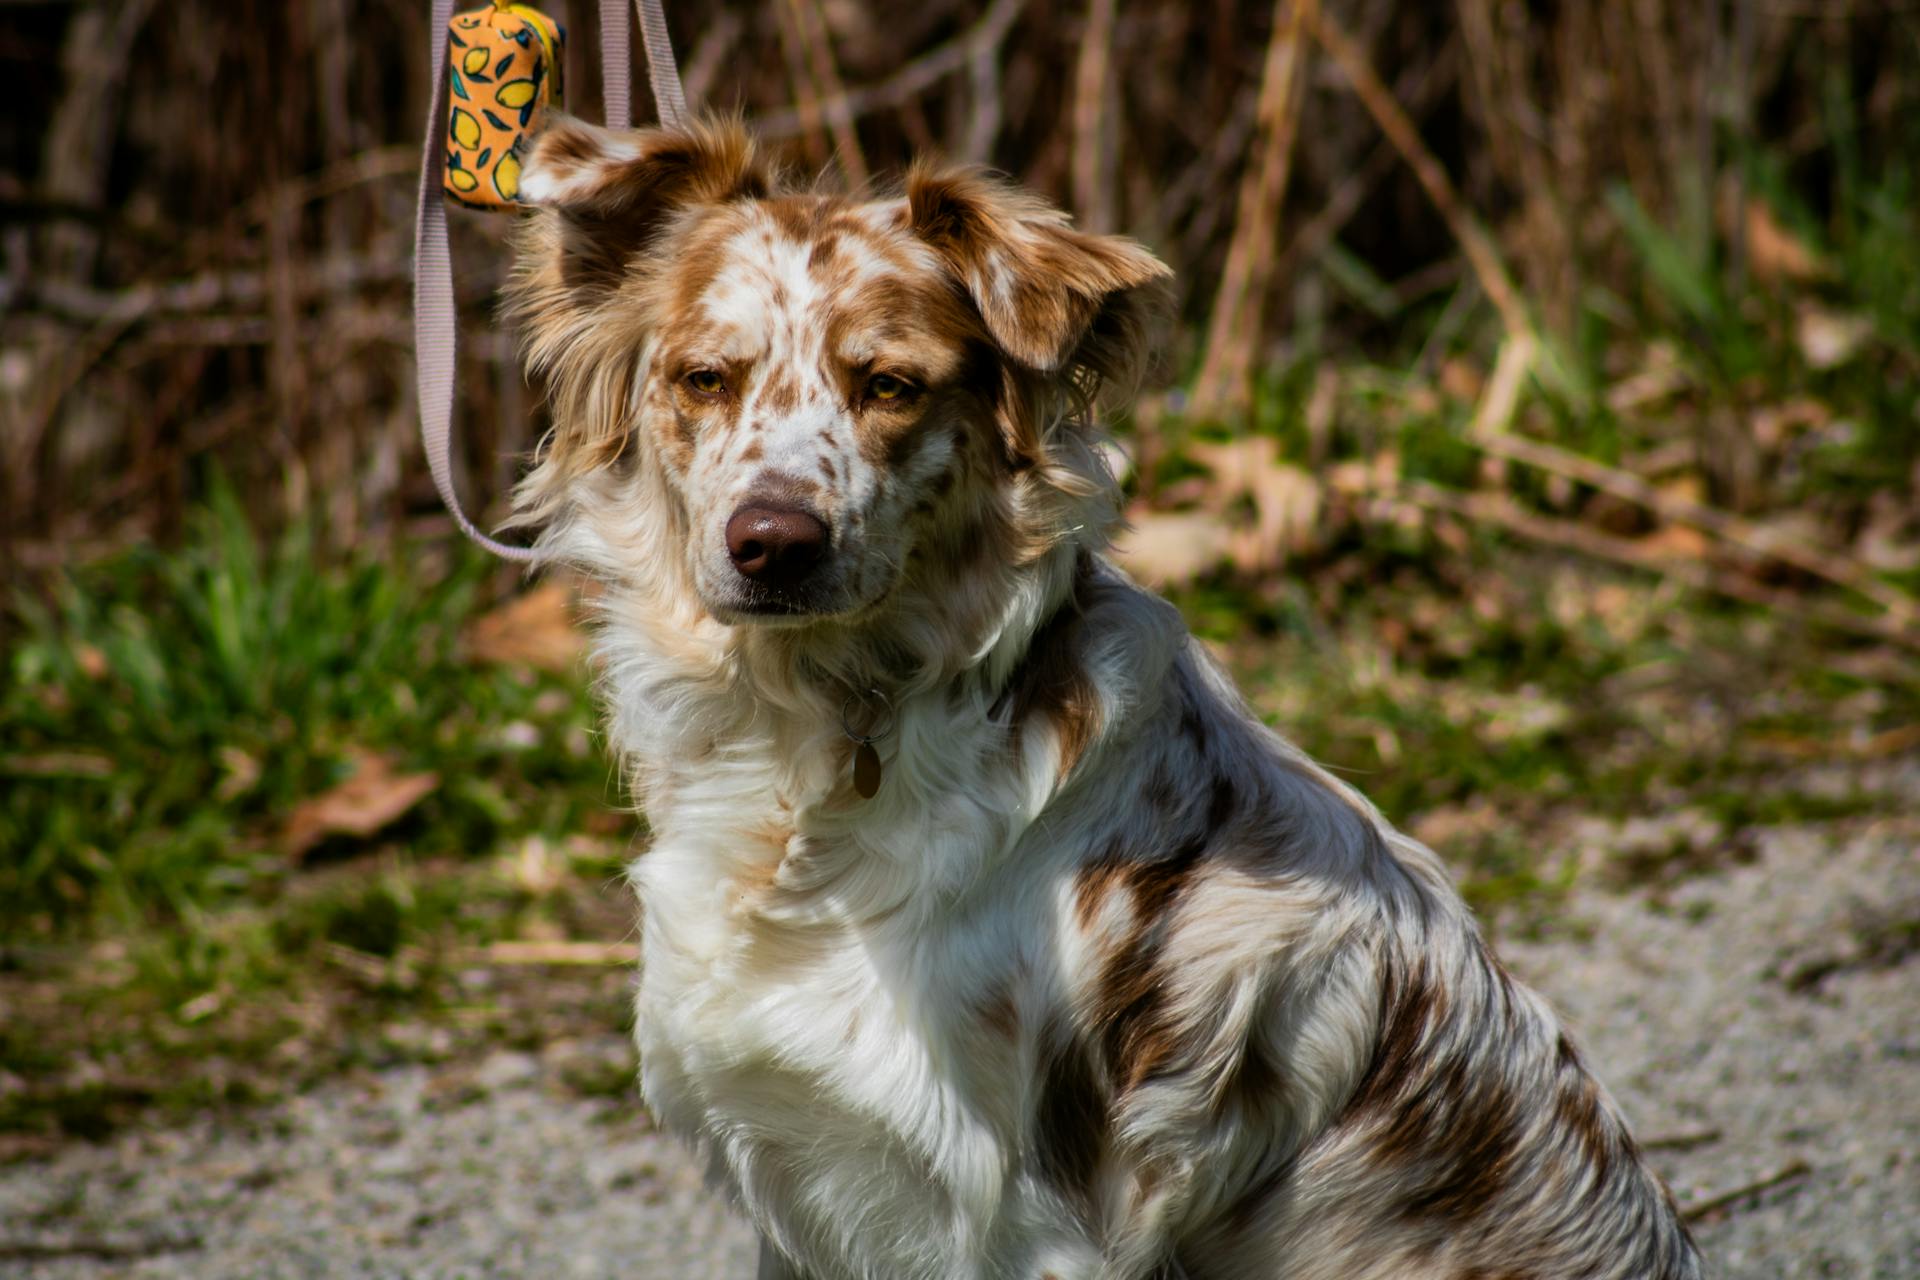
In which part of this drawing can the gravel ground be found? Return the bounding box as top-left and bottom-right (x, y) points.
(3, 815), (1916, 1279)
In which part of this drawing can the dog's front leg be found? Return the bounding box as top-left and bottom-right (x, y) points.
(757, 1237), (805, 1279)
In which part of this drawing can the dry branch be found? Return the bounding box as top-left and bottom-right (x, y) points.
(1396, 481), (1920, 651)
(1071, 0), (1118, 231)
(1309, 8), (1531, 344)
(1682, 1158), (1812, 1223)
(1188, 0), (1316, 421)
(778, 0), (869, 185)
(25, 255), (408, 323)
(752, 0), (1026, 140)
(465, 940), (641, 966)
(1464, 426), (1919, 625)
(1273, 40), (1460, 279)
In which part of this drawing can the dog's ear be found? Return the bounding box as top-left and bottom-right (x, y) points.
(519, 114), (769, 294)
(905, 164), (1171, 374)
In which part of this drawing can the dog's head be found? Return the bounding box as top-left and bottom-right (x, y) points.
(509, 117), (1169, 635)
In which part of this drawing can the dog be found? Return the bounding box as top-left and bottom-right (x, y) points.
(505, 115), (1703, 1280)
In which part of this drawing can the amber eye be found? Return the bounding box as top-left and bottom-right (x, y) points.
(685, 369), (726, 397)
(867, 373), (909, 402)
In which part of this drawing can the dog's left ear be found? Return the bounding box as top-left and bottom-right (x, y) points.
(518, 114), (770, 296)
(906, 164), (1172, 374)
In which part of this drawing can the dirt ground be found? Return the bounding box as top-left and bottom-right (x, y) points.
(3, 803), (1916, 1279)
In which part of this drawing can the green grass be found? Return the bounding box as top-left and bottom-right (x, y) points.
(0, 484), (639, 1141)
(3, 480), (614, 943)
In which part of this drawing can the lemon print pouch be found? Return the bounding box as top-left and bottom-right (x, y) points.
(443, 1), (565, 209)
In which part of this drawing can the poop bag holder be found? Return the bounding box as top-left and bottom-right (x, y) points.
(442, 3), (565, 209)
(416, 0), (687, 560)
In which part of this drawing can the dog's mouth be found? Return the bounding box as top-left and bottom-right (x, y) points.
(701, 550), (862, 625)
(700, 551), (900, 628)
(717, 588), (823, 622)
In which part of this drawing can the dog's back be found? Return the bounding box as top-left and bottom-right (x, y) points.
(956, 561), (1700, 1279)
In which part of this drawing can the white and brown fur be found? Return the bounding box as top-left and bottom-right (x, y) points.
(505, 115), (1702, 1280)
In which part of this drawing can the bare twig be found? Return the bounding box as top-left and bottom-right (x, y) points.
(1071, 0), (1118, 231)
(680, 9), (745, 110)
(464, 940), (640, 966)
(0, 1236), (201, 1262)
(1640, 1127), (1724, 1151)
(1469, 332), (1537, 440)
(787, 0), (868, 186)
(1310, 8), (1532, 344)
(1464, 426), (1919, 625)
(962, 36), (1004, 164)
(1396, 482), (1920, 652)
(775, 0), (832, 170)
(25, 253), (408, 323)
(1681, 1158), (1812, 1222)
(1272, 40), (1461, 279)
(1188, 0), (1316, 421)
(752, 0), (1026, 140)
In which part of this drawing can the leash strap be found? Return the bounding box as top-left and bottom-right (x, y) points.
(414, 0), (687, 561)
(634, 0), (689, 128)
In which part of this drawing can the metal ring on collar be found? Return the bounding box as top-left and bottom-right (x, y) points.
(839, 687), (896, 746)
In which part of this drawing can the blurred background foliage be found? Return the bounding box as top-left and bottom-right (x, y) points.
(2, 0), (1917, 1144)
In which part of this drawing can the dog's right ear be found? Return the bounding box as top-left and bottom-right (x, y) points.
(518, 114), (769, 295)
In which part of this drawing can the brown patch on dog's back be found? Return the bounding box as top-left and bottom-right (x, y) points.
(1327, 950), (1534, 1229)
(1094, 929), (1184, 1091)
(1553, 1032), (1626, 1183)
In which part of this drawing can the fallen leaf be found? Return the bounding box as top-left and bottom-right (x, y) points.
(1853, 492), (1920, 574)
(1857, 723), (1920, 759)
(1744, 199), (1826, 283)
(1749, 397), (1830, 451)
(465, 582), (585, 672)
(1795, 306), (1874, 371)
(1438, 357), (1484, 403)
(1410, 802), (1503, 850)
(1606, 341), (1689, 414)
(1635, 524), (1711, 561)
(284, 749), (439, 859)
(215, 746), (260, 802)
(1656, 473), (1707, 507)
(1188, 437), (1325, 570)
(1112, 510), (1232, 585)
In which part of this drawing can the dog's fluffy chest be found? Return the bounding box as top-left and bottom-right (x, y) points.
(626, 733), (1086, 1276)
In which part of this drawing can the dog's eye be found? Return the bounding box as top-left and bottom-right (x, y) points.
(867, 373), (909, 402)
(685, 369), (727, 397)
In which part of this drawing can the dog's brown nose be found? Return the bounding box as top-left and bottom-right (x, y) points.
(726, 504), (828, 586)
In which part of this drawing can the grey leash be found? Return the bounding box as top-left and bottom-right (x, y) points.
(413, 0), (686, 561)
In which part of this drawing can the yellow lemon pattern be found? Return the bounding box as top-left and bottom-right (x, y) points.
(443, 4), (565, 211)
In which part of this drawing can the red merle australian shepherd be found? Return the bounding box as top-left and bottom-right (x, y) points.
(505, 115), (1702, 1280)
